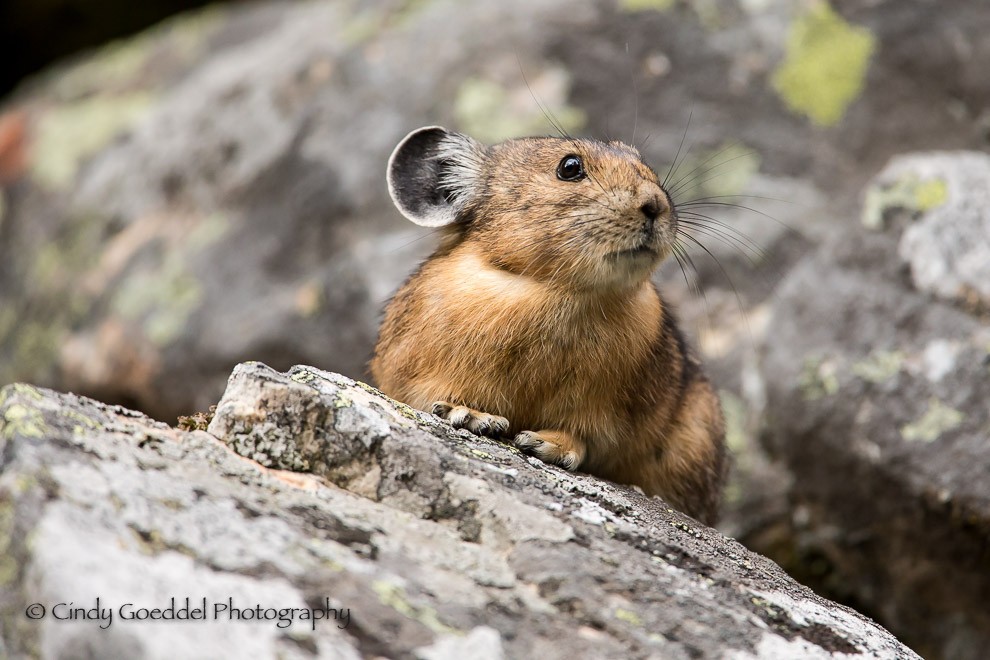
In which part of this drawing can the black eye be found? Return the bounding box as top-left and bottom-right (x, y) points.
(556, 155), (585, 182)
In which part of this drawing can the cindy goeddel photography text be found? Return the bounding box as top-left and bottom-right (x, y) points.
(24, 597), (351, 631)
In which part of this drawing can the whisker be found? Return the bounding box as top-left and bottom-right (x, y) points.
(676, 229), (752, 342)
(662, 107), (693, 189)
(668, 150), (759, 199)
(666, 140), (743, 197)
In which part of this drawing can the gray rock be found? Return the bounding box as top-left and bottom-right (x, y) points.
(761, 152), (990, 660)
(862, 151), (990, 309)
(3, 0), (990, 424)
(0, 363), (917, 658)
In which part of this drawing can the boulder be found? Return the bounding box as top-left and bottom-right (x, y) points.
(0, 362), (918, 658)
(2, 0), (989, 426)
(761, 151), (990, 660)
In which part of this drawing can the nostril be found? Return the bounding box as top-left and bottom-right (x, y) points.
(640, 197), (662, 222)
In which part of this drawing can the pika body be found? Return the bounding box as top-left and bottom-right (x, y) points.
(372, 126), (727, 524)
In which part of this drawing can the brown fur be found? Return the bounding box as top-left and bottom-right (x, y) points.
(372, 132), (727, 525)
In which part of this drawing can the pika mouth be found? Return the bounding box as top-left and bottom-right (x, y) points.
(609, 244), (658, 260)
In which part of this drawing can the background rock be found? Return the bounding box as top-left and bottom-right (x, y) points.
(0, 363), (918, 659)
(3, 1), (990, 656)
(760, 151), (990, 660)
(2, 0), (988, 424)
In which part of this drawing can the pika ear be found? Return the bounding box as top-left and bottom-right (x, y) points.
(386, 126), (486, 227)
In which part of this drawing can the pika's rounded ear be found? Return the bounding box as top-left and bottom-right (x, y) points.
(386, 126), (486, 227)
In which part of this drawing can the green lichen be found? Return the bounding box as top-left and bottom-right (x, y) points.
(466, 447), (497, 462)
(614, 607), (643, 626)
(798, 357), (839, 401)
(620, 0), (675, 11)
(1, 402), (46, 440)
(862, 175), (949, 230)
(901, 399), (964, 443)
(110, 252), (203, 347)
(61, 409), (100, 436)
(392, 400), (421, 421)
(771, 2), (876, 127)
(31, 93), (154, 189)
(0, 384), (43, 408)
(290, 370), (317, 385)
(453, 75), (586, 145)
(334, 393), (353, 409)
(852, 350), (904, 384)
(913, 178), (948, 211)
(372, 580), (458, 634)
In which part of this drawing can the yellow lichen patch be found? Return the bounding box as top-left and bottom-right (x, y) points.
(61, 409), (100, 436)
(1, 403), (46, 440)
(771, 2), (876, 127)
(913, 178), (948, 211)
(861, 175), (949, 230)
(614, 607), (644, 626)
(620, 0), (675, 11)
(31, 93), (154, 189)
(901, 399), (964, 443)
(454, 71), (586, 145)
(852, 350), (904, 384)
(372, 580), (458, 635)
(0, 384), (43, 410)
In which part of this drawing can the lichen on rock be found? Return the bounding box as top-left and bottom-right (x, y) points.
(0, 365), (920, 658)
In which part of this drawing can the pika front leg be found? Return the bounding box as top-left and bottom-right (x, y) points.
(514, 430), (586, 472)
(431, 401), (510, 438)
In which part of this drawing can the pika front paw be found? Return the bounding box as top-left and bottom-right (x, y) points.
(513, 430), (586, 472)
(431, 401), (510, 438)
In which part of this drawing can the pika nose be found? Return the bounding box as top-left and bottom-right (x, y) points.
(639, 195), (665, 229)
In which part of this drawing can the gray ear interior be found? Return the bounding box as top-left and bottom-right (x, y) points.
(386, 126), (476, 227)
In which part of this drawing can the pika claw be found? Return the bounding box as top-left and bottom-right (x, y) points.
(431, 401), (509, 439)
(513, 430), (582, 471)
(431, 401), (453, 417)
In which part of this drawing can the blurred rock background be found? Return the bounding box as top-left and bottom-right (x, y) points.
(0, 1), (987, 658)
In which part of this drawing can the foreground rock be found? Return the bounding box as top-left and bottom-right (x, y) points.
(762, 151), (990, 660)
(0, 363), (915, 659)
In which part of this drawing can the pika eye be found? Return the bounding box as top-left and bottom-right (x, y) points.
(556, 155), (585, 182)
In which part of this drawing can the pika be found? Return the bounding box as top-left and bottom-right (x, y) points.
(371, 126), (727, 524)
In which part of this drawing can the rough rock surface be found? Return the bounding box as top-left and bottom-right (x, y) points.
(761, 151), (990, 660)
(867, 151), (990, 309)
(0, 362), (917, 659)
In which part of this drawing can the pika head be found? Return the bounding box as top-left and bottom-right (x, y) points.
(387, 126), (677, 291)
